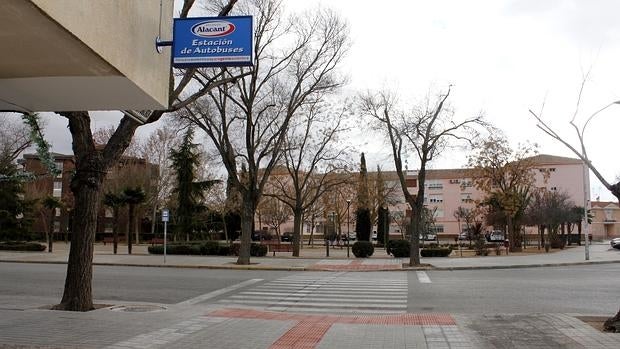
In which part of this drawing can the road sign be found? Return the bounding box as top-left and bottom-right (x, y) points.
(172, 16), (253, 68)
(162, 209), (169, 222)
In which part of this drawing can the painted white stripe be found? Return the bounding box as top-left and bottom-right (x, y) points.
(239, 291), (407, 297)
(219, 299), (407, 309)
(254, 285), (407, 291)
(416, 271), (432, 284)
(177, 278), (262, 305)
(229, 295), (406, 303)
(265, 307), (405, 314)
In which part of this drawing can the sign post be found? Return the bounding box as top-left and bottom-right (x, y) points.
(162, 209), (169, 264)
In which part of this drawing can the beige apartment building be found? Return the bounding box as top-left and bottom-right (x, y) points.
(591, 201), (620, 239)
(265, 154), (590, 242)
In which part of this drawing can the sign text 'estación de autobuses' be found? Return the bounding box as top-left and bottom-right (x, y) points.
(172, 16), (253, 68)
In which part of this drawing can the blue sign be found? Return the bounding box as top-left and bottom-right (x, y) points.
(172, 16), (253, 68)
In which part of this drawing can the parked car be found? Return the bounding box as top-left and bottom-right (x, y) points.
(458, 232), (470, 240)
(341, 233), (356, 242)
(486, 230), (505, 242)
(611, 238), (620, 249)
(281, 232), (293, 242)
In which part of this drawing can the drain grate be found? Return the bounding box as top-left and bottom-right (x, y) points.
(108, 304), (167, 313)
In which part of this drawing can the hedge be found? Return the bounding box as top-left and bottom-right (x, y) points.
(387, 240), (410, 258)
(147, 242), (265, 257)
(0, 241), (46, 252)
(420, 248), (452, 257)
(352, 241), (374, 258)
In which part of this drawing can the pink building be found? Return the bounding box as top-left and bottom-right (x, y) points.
(402, 154), (588, 239)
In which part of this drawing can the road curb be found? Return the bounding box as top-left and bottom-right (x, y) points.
(429, 259), (620, 271)
(2, 258), (619, 272)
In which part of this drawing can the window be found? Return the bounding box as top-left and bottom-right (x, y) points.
(460, 180), (473, 188)
(426, 180), (443, 190)
(550, 187), (557, 191)
(53, 221), (61, 233)
(429, 225), (444, 233)
(433, 209), (444, 218)
(55, 208), (61, 217)
(605, 209), (614, 221)
(53, 181), (62, 198)
(104, 222), (113, 233)
(461, 193), (473, 203)
(55, 161), (63, 178)
(105, 208), (113, 218)
(428, 195), (443, 203)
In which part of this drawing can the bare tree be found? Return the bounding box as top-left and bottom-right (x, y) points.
(139, 121), (182, 235)
(0, 113), (32, 174)
(359, 87), (486, 265)
(264, 99), (351, 256)
(92, 126), (142, 157)
(528, 79), (620, 331)
(49, 1), (241, 311)
(180, 1), (349, 264)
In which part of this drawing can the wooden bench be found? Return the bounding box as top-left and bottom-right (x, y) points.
(261, 240), (293, 256)
(150, 238), (165, 246)
(102, 236), (126, 245)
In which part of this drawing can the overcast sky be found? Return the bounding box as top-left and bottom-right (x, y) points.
(39, 0), (620, 200)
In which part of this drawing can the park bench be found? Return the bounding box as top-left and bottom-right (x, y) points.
(261, 240), (293, 256)
(102, 236), (126, 245)
(149, 238), (165, 246)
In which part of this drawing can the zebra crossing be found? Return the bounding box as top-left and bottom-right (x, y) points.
(216, 272), (408, 314)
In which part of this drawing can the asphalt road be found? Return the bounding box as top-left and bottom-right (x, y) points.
(0, 262), (618, 314)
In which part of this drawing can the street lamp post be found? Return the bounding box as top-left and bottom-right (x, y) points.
(346, 199), (351, 258)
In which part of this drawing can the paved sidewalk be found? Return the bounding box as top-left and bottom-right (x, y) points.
(1, 243), (619, 348)
(0, 241), (618, 271)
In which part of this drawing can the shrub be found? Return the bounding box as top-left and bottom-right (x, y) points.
(250, 243), (268, 257)
(147, 244), (201, 255)
(201, 241), (221, 255)
(387, 240), (410, 258)
(230, 243), (268, 257)
(420, 248), (452, 257)
(217, 245), (231, 256)
(352, 241), (374, 258)
(148, 245), (164, 254)
(0, 241), (46, 252)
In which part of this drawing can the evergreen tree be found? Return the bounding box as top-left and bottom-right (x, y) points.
(377, 206), (390, 247)
(355, 153), (371, 241)
(169, 128), (218, 241)
(0, 162), (31, 240)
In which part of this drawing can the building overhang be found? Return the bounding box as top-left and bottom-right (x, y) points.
(0, 0), (172, 112)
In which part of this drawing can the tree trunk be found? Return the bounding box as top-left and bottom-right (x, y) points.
(237, 199), (254, 265)
(409, 164), (426, 266)
(292, 208), (302, 257)
(127, 204), (134, 255)
(604, 307), (620, 332)
(112, 207), (119, 255)
(135, 209), (140, 245)
(577, 221), (582, 246)
(47, 209), (54, 253)
(52, 173), (102, 311)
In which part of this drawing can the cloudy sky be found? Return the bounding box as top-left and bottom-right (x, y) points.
(39, 0), (620, 200)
